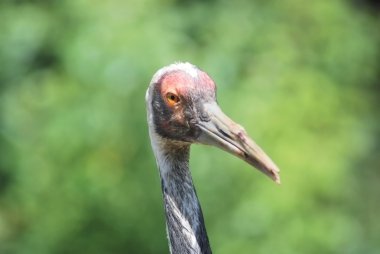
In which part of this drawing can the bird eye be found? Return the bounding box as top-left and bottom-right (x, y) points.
(166, 92), (180, 106)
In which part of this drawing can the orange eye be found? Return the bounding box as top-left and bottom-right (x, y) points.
(166, 92), (180, 106)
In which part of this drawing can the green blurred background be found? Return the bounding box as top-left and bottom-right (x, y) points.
(1, 0), (379, 253)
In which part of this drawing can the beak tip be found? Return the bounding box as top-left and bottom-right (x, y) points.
(269, 166), (281, 184)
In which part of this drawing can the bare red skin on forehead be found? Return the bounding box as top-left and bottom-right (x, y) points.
(161, 71), (195, 96)
(198, 71), (216, 91)
(160, 70), (216, 97)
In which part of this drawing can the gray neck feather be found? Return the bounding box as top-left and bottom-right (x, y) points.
(151, 136), (212, 254)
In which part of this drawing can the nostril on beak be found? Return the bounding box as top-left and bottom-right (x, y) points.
(217, 127), (232, 139)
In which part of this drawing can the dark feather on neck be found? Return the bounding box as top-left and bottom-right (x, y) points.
(159, 143), (212, 254)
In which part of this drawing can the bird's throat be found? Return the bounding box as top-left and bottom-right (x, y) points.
(154, 140), (212, 254)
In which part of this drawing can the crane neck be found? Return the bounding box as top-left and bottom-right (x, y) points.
(150, 134), (212, 254)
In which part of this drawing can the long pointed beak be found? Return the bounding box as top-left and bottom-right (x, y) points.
(196, 103), (280, 184)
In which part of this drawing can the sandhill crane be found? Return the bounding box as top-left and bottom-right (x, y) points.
(146, 62), (280, 254)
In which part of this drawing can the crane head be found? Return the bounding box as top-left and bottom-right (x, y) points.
(146, 62), (280, 183)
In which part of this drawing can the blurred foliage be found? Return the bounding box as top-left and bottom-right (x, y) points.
(0, 0), (379, 253)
